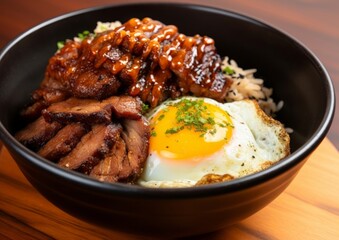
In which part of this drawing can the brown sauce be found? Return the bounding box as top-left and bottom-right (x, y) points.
(44, 17), (231, 107)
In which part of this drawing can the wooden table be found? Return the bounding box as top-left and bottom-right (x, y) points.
(0, 0), (338, 239)
(0, 139), (338, 239)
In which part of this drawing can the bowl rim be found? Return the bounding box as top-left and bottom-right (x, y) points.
(0, 2), (335, 198)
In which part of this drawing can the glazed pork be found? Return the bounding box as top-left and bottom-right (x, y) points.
(16, 17), (230, 183)
(42, 17), (231, 107)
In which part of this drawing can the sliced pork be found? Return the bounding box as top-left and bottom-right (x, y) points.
(15, 116), (63, 151)
(15, 17), (234, 184)
(42, 98), (113, 125)
(120, 117), (150, 180)
(21, 88), (69, 121)
(90, 117), (150, 183)
(37, 123), (88, 161)
(106, 95), (142, 120)
(42, 95), (142, 125)
(58, 124), (122, 174)
(90, 137), (128, 182)
(71, 69), (121, 99)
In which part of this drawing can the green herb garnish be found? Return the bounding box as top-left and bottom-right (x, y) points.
(141, 102), (149, 113)
(77, 30), (91, 40)
(158, 114), (165, 121)
(56, 30), (91, 50)
(165, 126), (184, 134)
(223, 66), (235, 75)
(165, 99), (217, 136)
(57, 41), (65, 50)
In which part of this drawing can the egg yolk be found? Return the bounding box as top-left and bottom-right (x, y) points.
(149, 99), (233, 161)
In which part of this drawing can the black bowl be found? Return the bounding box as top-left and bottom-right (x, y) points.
(0, 3), (335, 238)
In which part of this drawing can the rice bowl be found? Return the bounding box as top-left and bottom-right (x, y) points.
(0, 3), (334, 238)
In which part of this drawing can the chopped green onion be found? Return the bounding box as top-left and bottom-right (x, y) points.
(165, 126), (184, 135)
(57, 41), (65, 50)
(77, 30), (91, 40)
(141, 102), (149, 113)
(223, 66), (235, 75)
(164, 99), (217, 136)
(56, 30), (91, 50)
(158, 114), (165, 121)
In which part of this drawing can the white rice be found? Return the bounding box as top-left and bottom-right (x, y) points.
(222, 57), (283, 116)
(93, 21), (122, 34)
(72, 21), (122, 43)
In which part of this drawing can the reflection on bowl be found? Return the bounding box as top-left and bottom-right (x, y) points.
(0, 3), (335, 238)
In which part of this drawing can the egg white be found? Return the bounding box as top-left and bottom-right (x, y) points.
(139, 97), (290, 188)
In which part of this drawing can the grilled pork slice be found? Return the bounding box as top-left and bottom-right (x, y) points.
(42, 98), (112, 124)
(90, 117), (150, 183)
(120, 117), (150, 181)
(71, 69), (121, 100)
(42, 96), (142, 125)
(58, 124), (121, 174)
(32, 88), (70, 104)
(44, 18), (231, 108)
(15, 116), (63, 151)
(20, 88), (69, 121)
(106, 95), (142, 120)
(42, 40), (121, 100)
(37, 123), (88, 161)
(90, 137), (128, 182)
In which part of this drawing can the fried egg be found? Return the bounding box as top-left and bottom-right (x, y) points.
(138, 97), (290, 188)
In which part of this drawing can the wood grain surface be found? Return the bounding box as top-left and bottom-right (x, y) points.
(0, 139), (338, 239)
(0, 0), (338, 148)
